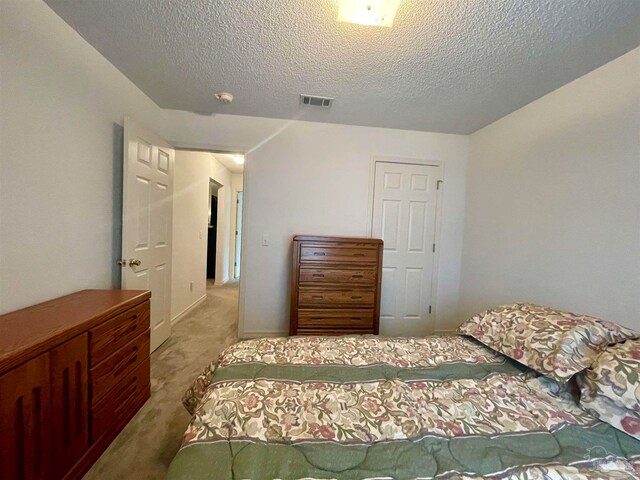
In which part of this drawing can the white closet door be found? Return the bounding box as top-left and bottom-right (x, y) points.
(372, 162), (439, 336)
(122, 117), (174, 351)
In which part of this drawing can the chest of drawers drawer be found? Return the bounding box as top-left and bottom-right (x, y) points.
(298, 288), (375, 307)
(89, 301), (149, 366)
(300, 245), (378, 265)
(91, 357), (150, 443)
(299, 267), (376, 285)
(90, 330), (150, 404)
(297, 309), (374, 329)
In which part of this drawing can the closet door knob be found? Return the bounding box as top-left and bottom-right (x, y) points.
(129, 259), (141, 267)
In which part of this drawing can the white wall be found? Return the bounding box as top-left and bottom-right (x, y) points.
(459, 47), (640, 330)
(238, 122), (469, 336)
(171, 151), (232, 321)
(0, 0), (164, 313)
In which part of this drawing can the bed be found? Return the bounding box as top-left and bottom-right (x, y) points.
(167, 332), (640, 479)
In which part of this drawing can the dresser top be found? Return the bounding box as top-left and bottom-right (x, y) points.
(0, 289), (150, 374)
(293, 235), (383, 244)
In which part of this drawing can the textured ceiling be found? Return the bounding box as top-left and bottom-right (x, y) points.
(45, 0), (640, 134)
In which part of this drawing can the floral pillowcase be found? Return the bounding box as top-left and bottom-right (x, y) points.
(458, 303), (638, 383)
(577, 339), (640, 440)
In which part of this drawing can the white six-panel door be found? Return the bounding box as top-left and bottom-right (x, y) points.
(372, 162), (440, 336)
(122, 117), (174, 351)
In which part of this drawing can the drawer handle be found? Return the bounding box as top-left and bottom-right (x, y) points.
(351, 317), (363, 320)
(352, 274), (364, 279)
(113, 379), (140, 410)
(311, 295), (323, 299)
(312, 274), (325, 278)
(353, 253), (365, 257)
(114, 347), (140, 376)
(117, 322), (139, 339)
(117, 375), (139, 395)
(313, 252), (326, 256)
(351, 296), (363, 300)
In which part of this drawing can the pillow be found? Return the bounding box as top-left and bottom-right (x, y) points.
(577, 339), (640, 440)
(458, 303), (638, 383)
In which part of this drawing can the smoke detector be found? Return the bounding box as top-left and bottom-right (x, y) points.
(300, 94), (334, 108)
(215, 92), (234, 104)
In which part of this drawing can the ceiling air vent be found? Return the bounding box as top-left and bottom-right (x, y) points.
(300, 94), (334, 108)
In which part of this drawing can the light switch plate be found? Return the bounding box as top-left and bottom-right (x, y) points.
(262, 234), (270, 246)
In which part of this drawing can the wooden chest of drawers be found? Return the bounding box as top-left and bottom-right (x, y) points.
(290, 235), (383, 335)
(0, 289), (150, 480)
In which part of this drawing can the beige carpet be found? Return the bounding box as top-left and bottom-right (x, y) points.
(83, 280), (240, 479)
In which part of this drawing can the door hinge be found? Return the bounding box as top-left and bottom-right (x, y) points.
(432, 243), (436, 253)
(234, 262), (237, 266)
(429, 305), (432, 314)
(437, 180), (443, 190)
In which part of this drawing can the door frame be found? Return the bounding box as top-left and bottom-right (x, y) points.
(232, 190), (244, 279)
(237, 155), (250, 338)
(366, 155), (444, 334)
(172, 144), (249, 336)
(207, 178), (223, 283)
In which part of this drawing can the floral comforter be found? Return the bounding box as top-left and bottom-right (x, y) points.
(167, 336), (640, 479)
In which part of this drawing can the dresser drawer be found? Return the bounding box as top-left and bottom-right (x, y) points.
(89, 302), (149, 366)
(298, 309), (374, 329)
(298, 288), (375, 307)
(300, 245), (377, 264)
(299, 267), (376, 285)
(90, 330), (149, 404)
(91, 358), (150, 442)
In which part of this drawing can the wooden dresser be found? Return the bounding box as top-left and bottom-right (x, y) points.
(290, 235), (383, 335)
(0, 289), (151, 480)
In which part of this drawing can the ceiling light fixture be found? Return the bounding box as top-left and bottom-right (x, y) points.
(233, 155), (245, 165)
(215, 92), (234, 104)
(337, 0), (401, 27)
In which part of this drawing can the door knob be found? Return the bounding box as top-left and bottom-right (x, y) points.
(116, 258), (127, 267)
(129, 259), (141, 267)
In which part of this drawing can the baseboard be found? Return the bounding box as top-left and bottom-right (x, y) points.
(241, 330), (288, 339)
(242, 330), (458, 339)
(171, 294), (206, 326)
(433, 329), (458, 336)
